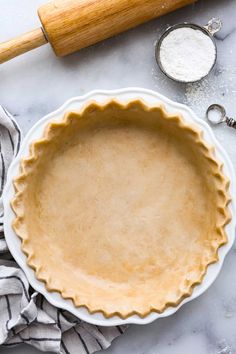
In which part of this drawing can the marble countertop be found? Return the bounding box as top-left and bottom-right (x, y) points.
(1, 0), (236, 353)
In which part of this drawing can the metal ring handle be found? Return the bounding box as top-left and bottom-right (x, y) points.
(204, 18), (222, 36)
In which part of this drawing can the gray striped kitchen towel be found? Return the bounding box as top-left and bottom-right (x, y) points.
(0, 106), (127, 353)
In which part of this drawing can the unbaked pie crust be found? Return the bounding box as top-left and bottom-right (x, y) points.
(12, 99), (231, 318)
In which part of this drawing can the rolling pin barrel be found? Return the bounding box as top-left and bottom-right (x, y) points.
(0, 0), (196, 63)
(38, 0), (196, 57)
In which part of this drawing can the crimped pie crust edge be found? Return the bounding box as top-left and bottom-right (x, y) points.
(11, 99), (231, 319)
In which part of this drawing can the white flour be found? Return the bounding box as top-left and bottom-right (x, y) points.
(159, 27), (216, 82)
(207, 106), (223, 123)
(185, 65), (236, 113)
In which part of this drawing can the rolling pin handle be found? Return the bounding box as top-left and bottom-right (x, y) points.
(0, 28), (48, 64)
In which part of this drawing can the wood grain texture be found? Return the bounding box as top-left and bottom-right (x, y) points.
(0, 28), (48, 64)
(38, 0), (196, 57)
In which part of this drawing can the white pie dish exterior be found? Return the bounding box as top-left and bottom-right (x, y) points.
(3, 88), (236, 326)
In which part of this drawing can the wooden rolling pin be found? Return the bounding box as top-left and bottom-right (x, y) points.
(0, 0), (196, 64)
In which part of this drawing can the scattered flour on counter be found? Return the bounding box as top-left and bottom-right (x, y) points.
(185, 79), (212, 106)
(184, 65), (236, 116)
(216, 339), (232, 354)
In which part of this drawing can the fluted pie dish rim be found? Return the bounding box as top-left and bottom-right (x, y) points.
(2, 88), (235, 326)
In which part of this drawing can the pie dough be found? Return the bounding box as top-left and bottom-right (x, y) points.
(12, 100), (231, 318)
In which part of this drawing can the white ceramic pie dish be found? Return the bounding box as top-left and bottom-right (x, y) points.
(3, 88), (236, 326)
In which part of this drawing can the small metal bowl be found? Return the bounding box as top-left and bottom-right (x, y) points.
(206, 104), (226, 124)
(155, 18), (222, 84)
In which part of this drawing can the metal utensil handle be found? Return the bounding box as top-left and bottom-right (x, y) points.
(204, 18), (222, 36)
(226, 117), (236, 129)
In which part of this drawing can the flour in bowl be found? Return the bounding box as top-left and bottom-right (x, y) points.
(159, 27), (216, 82)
